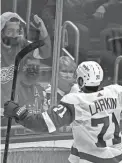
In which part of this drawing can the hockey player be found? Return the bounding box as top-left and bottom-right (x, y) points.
(4, 61), (122, 163)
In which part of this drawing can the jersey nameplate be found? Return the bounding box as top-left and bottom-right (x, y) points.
(89, 98), (117, 116)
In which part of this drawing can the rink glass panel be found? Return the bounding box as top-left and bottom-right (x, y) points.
(1, 0), (122, 144)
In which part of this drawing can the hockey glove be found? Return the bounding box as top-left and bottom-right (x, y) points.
(4, 101), (28, 121)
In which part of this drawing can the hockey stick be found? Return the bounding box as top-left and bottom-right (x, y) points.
(3, 40), (44, 163)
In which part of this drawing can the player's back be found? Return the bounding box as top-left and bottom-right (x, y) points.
(61, 84), (122, 163)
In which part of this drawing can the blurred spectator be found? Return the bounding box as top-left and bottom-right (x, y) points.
(63, 0), (122, 38)
(93, 0), (122, 19)
(41, 0), (91, 51)
(58, 56), (78, 94)
(100, 25), (122, 56)
(44, 56), (78, 109)
(15, 54), (50, 114)
(1, 12), (51, 118)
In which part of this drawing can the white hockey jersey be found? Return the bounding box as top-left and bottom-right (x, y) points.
(19, 84), (122, 163)
(60, 84), (122, 163)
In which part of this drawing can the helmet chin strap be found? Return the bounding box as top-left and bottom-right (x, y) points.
(81, 87), (91, 93)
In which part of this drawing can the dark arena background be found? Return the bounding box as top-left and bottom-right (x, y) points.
(1, 0), (122, 163)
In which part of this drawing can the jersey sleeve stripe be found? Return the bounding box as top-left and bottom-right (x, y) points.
(70, 146), (122, 163)
(42, 112), (56, 133)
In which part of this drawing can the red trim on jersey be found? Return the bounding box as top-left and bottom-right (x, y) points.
(71, 146), (122, 163)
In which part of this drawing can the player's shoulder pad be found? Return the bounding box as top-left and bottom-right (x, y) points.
(70, 84), (80, 93)
(105, 84), (122, 93)
(61, 92), (81, 105)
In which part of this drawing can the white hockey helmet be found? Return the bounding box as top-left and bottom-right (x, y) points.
(76, 61), (103, 87)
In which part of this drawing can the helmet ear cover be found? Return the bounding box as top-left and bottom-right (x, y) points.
(77, 77), (83, 87)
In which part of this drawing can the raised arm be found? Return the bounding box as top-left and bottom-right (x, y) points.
(32, 14), (52, 59)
